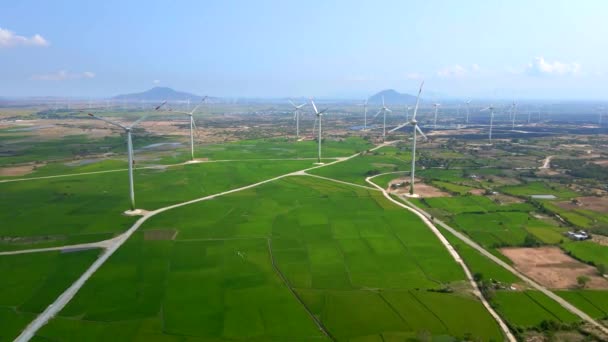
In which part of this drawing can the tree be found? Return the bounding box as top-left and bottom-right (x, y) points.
(577, 275), (591, 288)
(597, 264), (606, 276)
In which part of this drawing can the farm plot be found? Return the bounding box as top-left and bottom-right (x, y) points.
(0, 249), (99, 341)
(200, 136), (372, 160)
(308, 146), (411, 185)
(556, 290), (608, 320)
(492, 291), (580, 329)
(0, 160), (311, 251)
(500, 181), (578, 200)
(37, 176), (504, 341)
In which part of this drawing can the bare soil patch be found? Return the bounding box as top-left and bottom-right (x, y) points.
(144, 229), (177, 241)
(490, 193), (525, 204)
(556, 196), (608, 213)
(386, 177), (451, 197)
(591, 234), (608, 247)
(500, 246), (608, 289)
(0, 164), (36, 176)
(592, 159), (608, 167)
(468, 188), (485, 195)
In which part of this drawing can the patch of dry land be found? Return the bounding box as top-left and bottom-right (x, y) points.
(500, 246), (608, 289)
(556, 196), (608, 214)
(387, 177), (450, 197)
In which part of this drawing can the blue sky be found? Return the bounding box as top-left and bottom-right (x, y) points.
(1, 0), (607, 99)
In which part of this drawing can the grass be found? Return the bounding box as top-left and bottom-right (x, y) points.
(37, 176), (504, 341)
(0, 160), (312, 251)
(0, 249), (99, 341)
(308, 146), (411, 186)
(500, 181), (578, 200)
(199, 136), (372, 160)
(556, 290), (608, 320)
(431, 180), (475, 195)
(561, 240), (608, 267)
(492, 291), (579, 329)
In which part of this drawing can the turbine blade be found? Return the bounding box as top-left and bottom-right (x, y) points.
(310, 98), (319, 114)
(410, 81), (424, 121)
(289, 99), (297, 108)
(416, 125), (428, 140)
(385, 108), (392, 113)
(389, 122), (409, 133)
(88, 113), (127, 130)
(129, 115), (148, 129)
(373, 110), (382, 119)
(155, 101), (167, 111)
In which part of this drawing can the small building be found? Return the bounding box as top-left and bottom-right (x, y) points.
(566, 230), (589, 241)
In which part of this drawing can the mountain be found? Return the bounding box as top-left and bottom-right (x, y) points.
(368, 89), (418, 106)
(113, 87), (205, 101)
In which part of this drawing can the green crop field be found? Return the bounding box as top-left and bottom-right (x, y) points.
(492, 291), (579, 329)
(562, 241), (608, 267)
(0, 160), (312, 251)
(431, 180), (475, 195)
(308, 146), (411, 186)
(199, 137), (372, 160)
(500, 181), (578, 200)
(35, 176), (504, 341)
(0, 249), (99, 341)
(556, 290), (608, 320)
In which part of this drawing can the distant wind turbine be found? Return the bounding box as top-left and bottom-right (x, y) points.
(374, 96), (392, 141)
(481, 105), (495, 143)
(289, 100), (306, 138)
(310, 98), (329, 164)
(511, 101), (517, 130)
(465, 100), (471, 124)
(168, 97), (207, 161)
(389, 81), (426, 197)
(433, 103), (441, 129)
(87, 101), (166, 211)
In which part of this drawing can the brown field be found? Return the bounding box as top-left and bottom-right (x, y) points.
(387, 177), (450, 197)
(592, 159), (608, 166)
(556, 196), (608, 214)
(500, 246), (608, 289)
(144, 229), (177, 241)
(0, 164), (36, 177)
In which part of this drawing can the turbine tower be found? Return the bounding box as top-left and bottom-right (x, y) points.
(87, 101), (166, 211)
(389, 81), (426, 197)
(511, 101), (517, 130)
(363, 98), (369, 130)
(168, 97), (207, 161)
(374, 96), (392, 141)
(433, 103), (441, 129)
(310, 99), (328, 164)
(465, 100), (471, 124)
(481, 105), (496, 143)
(289, 100), (306, 138)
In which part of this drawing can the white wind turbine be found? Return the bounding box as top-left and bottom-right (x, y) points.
(87, 101), (166, 211)
(362, 98), (369, 130)
(480, 105), (496, 143)
(289, 100), (306, 139)
(168, 96), (207, 161)
(433, 103), (441, 129)
(389, 81), (426, 197)
(311, 99), (329, 164)
(374, 96), (392, 141)
(465, 100), (471, 124)
(510, 101), (517, 130)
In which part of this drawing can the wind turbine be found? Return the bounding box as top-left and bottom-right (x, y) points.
(289, 100), (306, 138)
(433, 103), (441, 129)
(310, 99), (328, 164)
(168, 96), (207, 161)
(511, 101), (517, 130)
(481, 105), (495, 143)
(389, 81), (426, 197)
(465, 100), (471, 124)
(362, 98), (369, 130)
(374, 96), (392, 141)
(87, 101), (166, 211)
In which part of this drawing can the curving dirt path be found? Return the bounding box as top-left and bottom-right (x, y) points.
(365, 173), (517, 342)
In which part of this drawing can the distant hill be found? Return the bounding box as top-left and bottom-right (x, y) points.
(368, 89), (418, 106)
(113, 87), (205, 102)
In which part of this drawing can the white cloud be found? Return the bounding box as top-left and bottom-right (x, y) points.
(31, 70), (96, 81)
(153, 79), (161, 85)
(526, 57), (581, 76)
(436, 64), (468, 78)
(0, 27), (49, 48)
